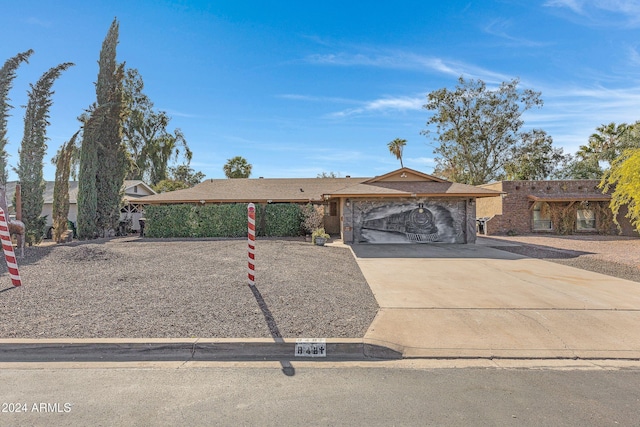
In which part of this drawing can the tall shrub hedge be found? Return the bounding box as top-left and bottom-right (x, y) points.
(144, 203), (304, 238)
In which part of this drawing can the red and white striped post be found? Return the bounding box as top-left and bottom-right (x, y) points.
(0, 207), (21, 287)
(247, 203), (256, 286)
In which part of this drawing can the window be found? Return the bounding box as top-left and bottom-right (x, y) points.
(576, 209), (596, 231)
(329, 202), (337, 217)
(325, 202), (338, 217)
(532, 202), (552, 231)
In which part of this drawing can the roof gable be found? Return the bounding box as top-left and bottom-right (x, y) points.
(365, 167), (447, 184)
(123, 180), (156, 197)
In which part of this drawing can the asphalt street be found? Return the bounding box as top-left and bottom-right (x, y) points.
(1, 363), (639, 426)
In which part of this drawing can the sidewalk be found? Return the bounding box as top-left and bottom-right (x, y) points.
(352, 242), (640, 359)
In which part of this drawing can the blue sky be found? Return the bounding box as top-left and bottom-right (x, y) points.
(2, 0), (640, 182)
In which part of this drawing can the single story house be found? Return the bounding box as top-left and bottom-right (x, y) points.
(138, 167), (502, 244)
(4, 180), (155, 236)
(476, 180), (638, 237)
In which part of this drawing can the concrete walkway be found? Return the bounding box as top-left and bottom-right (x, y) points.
(351, 240), (640, 359)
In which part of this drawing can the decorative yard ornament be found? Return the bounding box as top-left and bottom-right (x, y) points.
(248, 203), (256, 286)
(0, 185), (24, 257)
(0, 207), (22, 286)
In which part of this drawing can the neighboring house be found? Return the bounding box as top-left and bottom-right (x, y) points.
(138, 168), (502, 244)
(3, 180), (155, 237)
(476, 180), (638, 237)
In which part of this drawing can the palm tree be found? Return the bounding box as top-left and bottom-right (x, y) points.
(387, 138), (406, 167)
(223, 156), (252, 178)
(579, 122), (630, 165)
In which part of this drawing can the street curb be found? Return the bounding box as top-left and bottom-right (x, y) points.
(0, 339), (402, 363)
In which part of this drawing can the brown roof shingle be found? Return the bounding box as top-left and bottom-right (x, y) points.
(138, 171), (503, 205)
(139, 177), (369, 204)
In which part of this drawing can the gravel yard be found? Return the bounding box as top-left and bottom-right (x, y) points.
(0, 238), (378, 339)
(2, 234), (638, 339)
(482, 234), (640, 283)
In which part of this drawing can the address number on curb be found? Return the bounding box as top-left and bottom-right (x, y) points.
(294, 338), (326, 357)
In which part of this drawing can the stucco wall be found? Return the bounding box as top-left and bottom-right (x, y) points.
(476, 182), (503, 218)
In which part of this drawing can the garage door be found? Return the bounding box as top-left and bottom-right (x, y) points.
(351, 199), (467, 244)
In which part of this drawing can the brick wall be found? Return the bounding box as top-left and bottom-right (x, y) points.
(476, 180), (638, 237)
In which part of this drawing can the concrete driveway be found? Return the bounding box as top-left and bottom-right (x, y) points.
(351, 241), (640, 359)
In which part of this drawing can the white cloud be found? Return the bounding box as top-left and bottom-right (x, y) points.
(630, 46), (640, 65)
(482, 19), (549, 47)
(544, 0), (584, 14)
(26, 17), (52, 27)
(327, 95), (424, 118)
(544, 0), (640, 26)
(521, 81), (640, 153)
(161, 108), (200, 119)
(278, 94), (359, 104)
(305, 50), (511, 83)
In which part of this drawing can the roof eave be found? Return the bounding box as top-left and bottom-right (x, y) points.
(325, 192), (500, 198)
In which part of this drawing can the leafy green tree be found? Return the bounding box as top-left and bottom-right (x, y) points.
(52, 131), (78, 242)
(504, 129), (567, 180)
(169, 164), (204, 186)
(122, 68), (191, 186)
(553, 155), (604, 179)
(16, 62), (73, 244)
(317, 171), (341, 178)
(153, 164), (205, 193)
(153, 179), (189, 193)
(223, 156), (252, 178)
(78, 18), (127, 239)
(423, 77), (543, 184)
(387, 138), (406, 167)
(0, 50), (33, 186)
(600, 148), (640, 232)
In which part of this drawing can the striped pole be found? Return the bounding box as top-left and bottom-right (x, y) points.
(0, 207), (21, 287)
(248, 203), (256, 286)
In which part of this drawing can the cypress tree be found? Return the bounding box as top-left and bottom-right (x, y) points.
(0, 50), (34, 186)
(16, 62), (73, 244)
(77, 109), (99, 239)
(52, 131), (78, 242)
(78, 18), (128, 238)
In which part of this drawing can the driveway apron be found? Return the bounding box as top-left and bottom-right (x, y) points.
(351, 243), (640, 359)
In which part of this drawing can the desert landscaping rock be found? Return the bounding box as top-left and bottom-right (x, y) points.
(0, 238), (378, 339)
(486, 234), (640, 283)
(2, 234), (638, 340)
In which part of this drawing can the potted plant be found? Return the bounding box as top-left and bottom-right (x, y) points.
(312, 228), (330, 246)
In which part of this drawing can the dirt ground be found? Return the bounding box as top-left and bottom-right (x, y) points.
(0, 238), (378, 339)
(482, 234), (640, 283)
(2, 234), (638, 339)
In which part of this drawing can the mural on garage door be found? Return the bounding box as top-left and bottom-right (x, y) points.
(352, 200), (466, 243)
